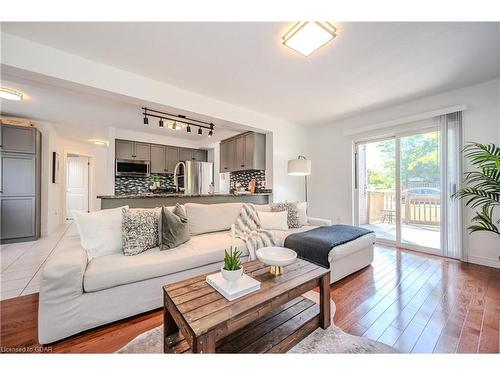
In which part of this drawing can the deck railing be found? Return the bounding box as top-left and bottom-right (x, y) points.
(366, 190), (440, 226)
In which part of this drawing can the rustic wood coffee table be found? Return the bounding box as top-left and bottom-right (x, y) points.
(162, 259), (330, 353)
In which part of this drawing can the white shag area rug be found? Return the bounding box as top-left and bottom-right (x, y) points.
(117, 291), (398, 354)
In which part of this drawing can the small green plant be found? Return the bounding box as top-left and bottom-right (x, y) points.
(223, 247), (242, 271)
(150, 174), (161, 183)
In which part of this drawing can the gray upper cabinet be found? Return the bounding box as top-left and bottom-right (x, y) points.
(116, 139), (208, 174)
(115, 140), (135, 159)
(192, 149), (207, 162)
(220, 141), (229, 172)
(150, 144), (166, 173)
(165, 146), (180, 173)
(220, 132), (265, 172)
(115, 140), (150, 161)
(1, 124), (36, 154)
(134, 142), (150, 161)
(179, 148), (193, 162)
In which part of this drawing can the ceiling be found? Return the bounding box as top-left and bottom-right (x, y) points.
(2, 22), (500, 127)
(0, 73), (242, 144)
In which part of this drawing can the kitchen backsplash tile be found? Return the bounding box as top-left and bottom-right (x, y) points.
(230, 170), (266, 192)
(115, 174), (175, 194)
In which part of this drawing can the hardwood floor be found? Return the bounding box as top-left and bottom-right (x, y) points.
(1, 245), (499, 353)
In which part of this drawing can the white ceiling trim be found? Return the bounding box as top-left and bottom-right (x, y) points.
(343, 104), (468, 136)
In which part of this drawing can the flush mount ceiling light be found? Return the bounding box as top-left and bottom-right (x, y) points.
(0, 87), (24, 101)
(142, 107), (216, 137)
(282, 22), (336, 57)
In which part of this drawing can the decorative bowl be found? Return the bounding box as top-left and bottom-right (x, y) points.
(256, 247), (297, 267)
(221, 266), (243, 282)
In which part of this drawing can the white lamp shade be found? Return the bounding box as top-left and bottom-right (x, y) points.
(288, 158), (311, 176)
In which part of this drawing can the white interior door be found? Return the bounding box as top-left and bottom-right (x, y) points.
(66, 156), (89, 219)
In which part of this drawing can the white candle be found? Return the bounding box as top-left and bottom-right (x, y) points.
(231, 224), (235, 250)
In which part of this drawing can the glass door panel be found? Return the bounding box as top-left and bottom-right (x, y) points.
(357, 138), (396, 242)
(399, 130), (441, 251)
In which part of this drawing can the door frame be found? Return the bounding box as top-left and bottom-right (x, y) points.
(353, 126), (443, 255)
(63, 150), (92, 220)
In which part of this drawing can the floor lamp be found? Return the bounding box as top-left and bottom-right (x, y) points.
(288, 155), (311, 207)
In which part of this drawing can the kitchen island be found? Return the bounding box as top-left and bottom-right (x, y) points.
(98, 192), (272, 209)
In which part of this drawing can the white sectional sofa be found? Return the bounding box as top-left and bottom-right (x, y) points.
(38, 203), (374, 344)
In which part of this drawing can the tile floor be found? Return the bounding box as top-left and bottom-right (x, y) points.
(0, 222), (72, 301)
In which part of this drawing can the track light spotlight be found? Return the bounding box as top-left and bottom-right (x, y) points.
(172, 121), (177, 130)
(198, 127), (203, 136)
(159, 118), (164, 128)
(143, 115), (148, 125)
(208, 129), (213, 137)
(186, 125), (191, 133)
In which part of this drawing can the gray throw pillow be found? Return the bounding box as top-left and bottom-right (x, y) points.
(122, 207), (161, 256)
(160, 204), (190, 250)
(271, 202), (300, 228)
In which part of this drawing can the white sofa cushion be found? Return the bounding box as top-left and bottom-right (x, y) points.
(297, 202), (308, 226)
(254, 204), (271, 212)
(83, 231), (248, 292)
(258, 211), (289, 230)
(72, 206), (128, 261)
(185, 202), (243, 235)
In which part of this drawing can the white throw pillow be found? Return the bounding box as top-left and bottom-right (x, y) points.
(72, 206), (128, 261)
(185, 203), (243, 236)
(297, 202), (308, 227)
(258, 211), (289, 231)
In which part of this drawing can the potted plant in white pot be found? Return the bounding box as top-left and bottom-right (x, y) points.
(221, 247), (243, 283)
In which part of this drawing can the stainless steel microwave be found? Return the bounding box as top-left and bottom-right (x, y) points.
(116, 159), (150, 177)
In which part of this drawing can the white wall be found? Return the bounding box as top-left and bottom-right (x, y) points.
(37, 123), (109, 235)
(309, 78), (500, 268)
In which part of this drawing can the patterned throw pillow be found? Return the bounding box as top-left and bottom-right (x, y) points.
(271, 202), (300, 228)
(122, 207), (161, 256)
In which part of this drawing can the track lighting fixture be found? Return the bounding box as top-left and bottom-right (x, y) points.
(142, 107), (216, 137)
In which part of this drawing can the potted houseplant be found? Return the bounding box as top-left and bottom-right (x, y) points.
(221, 247), (243, 283)
(453, 142), (500, 236)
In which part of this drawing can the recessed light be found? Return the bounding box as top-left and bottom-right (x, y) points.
(0, 87), (24, 101)
(90, 140), (108, 146)
(282, 22), (336, 57)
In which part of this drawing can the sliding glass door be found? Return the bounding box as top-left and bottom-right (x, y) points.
(355, 112), (462, 258)
(399, 130), (441, 251)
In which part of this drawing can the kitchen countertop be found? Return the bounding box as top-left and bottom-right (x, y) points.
(97, 192), (272, 199)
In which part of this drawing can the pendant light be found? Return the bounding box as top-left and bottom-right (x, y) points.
(143, 115), (148, 125)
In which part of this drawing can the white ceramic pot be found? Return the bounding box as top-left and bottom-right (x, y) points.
(221, 266), (243, 282)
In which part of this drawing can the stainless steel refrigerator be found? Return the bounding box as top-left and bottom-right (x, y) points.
(183, 161), (214, 195)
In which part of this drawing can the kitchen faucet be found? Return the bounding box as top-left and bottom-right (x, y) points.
(173, 161), (185, 193)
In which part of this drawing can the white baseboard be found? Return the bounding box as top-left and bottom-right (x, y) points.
(466, 255), (500, 269)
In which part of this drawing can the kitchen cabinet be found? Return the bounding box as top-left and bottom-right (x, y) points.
(165, 146), (180, 173)
(192, 149), (207, 162)
(0, 124), (41, 243)
(116, 139), (208, 174)
(150, 144), (166, 173)
(179, 148), (193, 162)
(115, 140), (151, 161)
(1, 124), (36, 154)
(220, 132), (265, 172)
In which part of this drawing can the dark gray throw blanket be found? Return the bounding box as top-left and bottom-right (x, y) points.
(284, 225), (374, 268)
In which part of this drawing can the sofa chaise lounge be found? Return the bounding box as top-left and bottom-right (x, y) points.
(38, 202), (375, 344)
